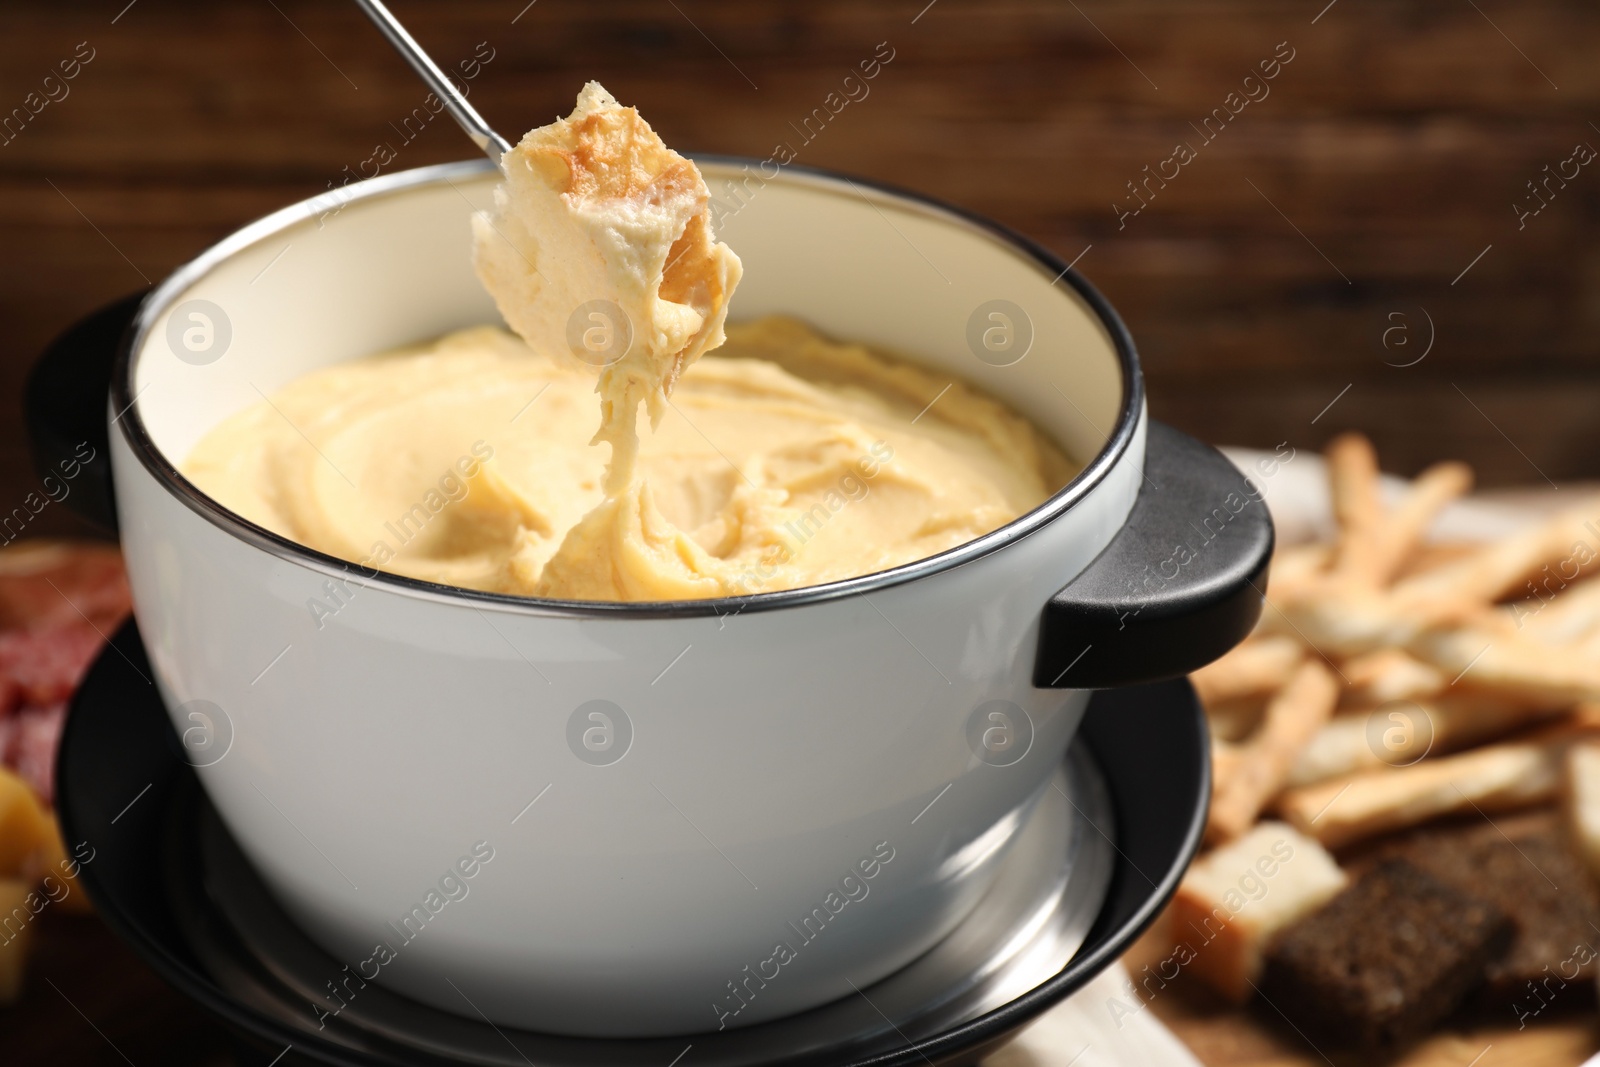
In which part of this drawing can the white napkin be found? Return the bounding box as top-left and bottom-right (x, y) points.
(984, 963), (1203, 1067)
(1220, 446), (1599, 546)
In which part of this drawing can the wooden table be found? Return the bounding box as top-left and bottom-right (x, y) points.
(0, 912), (233, 1065)
(10, 904), (1598, 1066)
(4, 0), (1600, 522)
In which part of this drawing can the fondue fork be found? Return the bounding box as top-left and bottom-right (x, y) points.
(351, 0), (512, 167)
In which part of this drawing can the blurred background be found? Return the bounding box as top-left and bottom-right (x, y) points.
(5, 0), (1600, 536)
(0, 0), (1597, 1060)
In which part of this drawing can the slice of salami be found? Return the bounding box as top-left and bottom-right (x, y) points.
(0, 542), (129, 807)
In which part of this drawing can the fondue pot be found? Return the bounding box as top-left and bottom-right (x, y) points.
(42, 159), (1270, 1037)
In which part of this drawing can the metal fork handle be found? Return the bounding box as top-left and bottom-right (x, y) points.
(351, 0), (512, 167)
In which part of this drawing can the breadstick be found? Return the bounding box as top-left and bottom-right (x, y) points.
(1362, 462), (1473, 587)
(1342, 648), (1445, 705)
(1278, 742), (1560, 849)
(1326, 433), (1384, 585)
(1408, 626), (1600, 706)
(1192, 635), (1305, 706)
(1268, 543), (1331, 601)
(1506, 575), (1600, 644)
(1396, 540), (1482, 581)
(1286, 695), (1570, 788)
(1208, 660), (1340, 844)
(1274, 586), (1474, 659)
(1427, 693), (1572, 744)
(1392, 504), (1600, 605)
(1286, 712), (1380, 789)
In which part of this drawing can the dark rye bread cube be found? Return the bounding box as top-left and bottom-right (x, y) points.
(1260, 859), (1512, 1050)
(1381, 816), (1600, 1015)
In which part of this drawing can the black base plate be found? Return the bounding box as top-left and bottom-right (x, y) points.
(57, 620), (1208, 1066)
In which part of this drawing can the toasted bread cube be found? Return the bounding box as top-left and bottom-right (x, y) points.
(1169, 821), (1347, 1002)
(1261, 859), (1511, 1050)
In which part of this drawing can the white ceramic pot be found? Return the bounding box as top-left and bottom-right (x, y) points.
(105, 158), (1270, 1036)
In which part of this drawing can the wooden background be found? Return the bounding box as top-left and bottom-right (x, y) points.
(1, 0), (1599, 1063)
(5, 0), (1600, 538)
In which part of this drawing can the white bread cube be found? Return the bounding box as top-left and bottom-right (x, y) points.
(1169, 821), (1346, 1002)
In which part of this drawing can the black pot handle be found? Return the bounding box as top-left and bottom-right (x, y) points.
(1034, 420), (1274, 689)
(24, 290), (147, 533)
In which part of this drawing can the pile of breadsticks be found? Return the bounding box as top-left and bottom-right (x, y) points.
(1198, 432), (1600, 865)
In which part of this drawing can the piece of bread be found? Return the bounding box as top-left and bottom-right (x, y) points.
(1168, 822), (1347, 1002)
(1360, 461), (1473, 587)
(473, 81), (743, 490)
(1379, 814), (1600, 1013)
(1260, 859), (1512, 1051)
